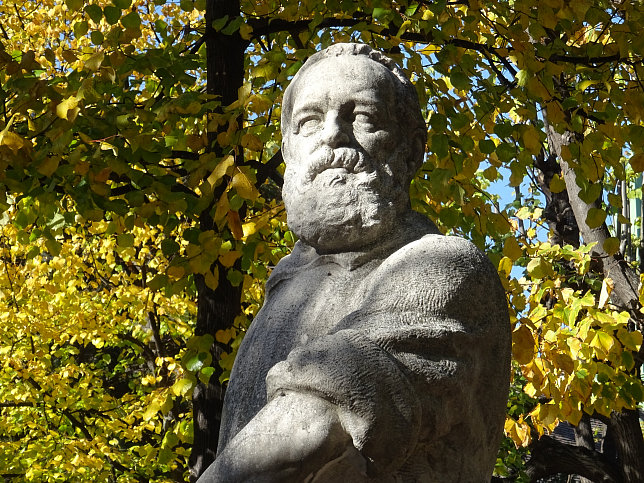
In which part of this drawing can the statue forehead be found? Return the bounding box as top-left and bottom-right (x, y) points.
(292, 55), (396, 104)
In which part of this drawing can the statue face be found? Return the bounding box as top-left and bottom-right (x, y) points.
(282, 55), (410, 253)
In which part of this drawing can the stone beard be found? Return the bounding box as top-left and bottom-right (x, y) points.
(196, 43), (511, 483)
(282, 143), (411, 253)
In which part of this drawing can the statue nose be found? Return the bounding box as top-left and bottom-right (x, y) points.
(321, 113), (350, 148)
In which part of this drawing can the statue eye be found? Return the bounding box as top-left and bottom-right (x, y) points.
(353, 112), (377, 131)
(297, 115), (322, 135)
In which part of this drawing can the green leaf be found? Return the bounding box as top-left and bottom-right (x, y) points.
(549, 174), (566, 193)
(450, 71), (471, 91)
(603, 237), (620, 255)
(121, 11), (141, 29)
(103, 6), (121, 25)
(161, 239), (180, 256)
(117, 233), (134, 247)
(113, 0), (132, 8)
(90, 30), (104, 45)
(226, 268), (243, 286)
(199, 366), (215, 384)
(65, 0), (84, 10)
(479, 139), (495, 154)
(84, 4), (103, 23)
(221, 16), (243, 35)
(185, 353), (205, 372)
(430, 113), (447, 131)
(431, 134), (448, 159)
(373, 8), (391, 19)
(585, 208), (606, 229)
(516, 70), (529, 86)
(73, 20), (89, 37)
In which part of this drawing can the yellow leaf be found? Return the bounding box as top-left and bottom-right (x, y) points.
(142, 401), (160, 421)
(217, 130), (231, 146)
(503, 237), (523, 261)
(239, 23), (253, 40)
(522, 126), (541, 153)
(205, 267), (219, 290)
(617, 328), (643, 351)
(218, 250), (241, 268)
(0, 130), (26, 152)
(214, 193), (230, 222)
(512, 325), (535, 365)
(538, 404), (559, 426)
(215, 327), (234, 344)
(231, 168), (259, 200)
(578, 79), (599, 92)
(237, 82), (251, 104)
(242, 221), (257, 238)
(629, 153), (644, 173)
(167, 265), (185, 279)
(207, 155), (234, 187)
(227, 210), (243, 240)
(84, 51), (104, 72)
(553, 352), (574, 374)
(526, 257), (553, 279)
(56, 96), (80, 121)
(241, 132), (263, 152)
(171, 377), (194, 397)
(567, 337), (582, 359)
(598, 277), (614, 309)
(186, 134), (205, 152)
(590, 331), (614, 355)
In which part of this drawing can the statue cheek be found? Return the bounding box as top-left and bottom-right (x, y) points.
(358, 131), (397, 156)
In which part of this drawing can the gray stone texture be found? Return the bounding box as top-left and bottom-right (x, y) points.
(198, 43), (511, 482)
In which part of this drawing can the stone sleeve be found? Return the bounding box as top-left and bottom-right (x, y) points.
(266, 235), (511, 478)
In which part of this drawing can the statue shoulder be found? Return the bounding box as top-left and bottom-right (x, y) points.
(385, 233), (492, 275)
(369, 233), (501, 301)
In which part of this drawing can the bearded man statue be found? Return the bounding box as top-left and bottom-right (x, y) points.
(197, 43), (511, 483)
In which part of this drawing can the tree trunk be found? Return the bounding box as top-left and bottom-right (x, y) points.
(543, 117), (644, 483)
(189, 1), (245, 480)
(610, 409), (644, 483)
(573, 414), (595, 483)
(524, 434), (620, 482)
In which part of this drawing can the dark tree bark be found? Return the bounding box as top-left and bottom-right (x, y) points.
(610, 409), (644, 483)
(524, 434), (620, 483)
(189, 1), (246, 480)
(533, 147), (579, 248)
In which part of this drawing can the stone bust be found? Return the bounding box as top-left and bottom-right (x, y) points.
(198, 43), (511, 482)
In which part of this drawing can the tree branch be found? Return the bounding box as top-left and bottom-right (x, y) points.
(525, 435), (620, 482)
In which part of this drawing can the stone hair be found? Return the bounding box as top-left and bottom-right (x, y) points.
(281, 43), (427, 179)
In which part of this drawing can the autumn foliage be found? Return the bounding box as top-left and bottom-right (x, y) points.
(2, 0), (644, 481)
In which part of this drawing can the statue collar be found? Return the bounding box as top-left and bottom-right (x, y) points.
(265, 212), (440, 294)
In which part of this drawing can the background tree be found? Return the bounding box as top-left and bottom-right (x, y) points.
(1, 0), (644, 481)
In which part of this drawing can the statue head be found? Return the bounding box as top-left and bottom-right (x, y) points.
(280, 43), (427, 253)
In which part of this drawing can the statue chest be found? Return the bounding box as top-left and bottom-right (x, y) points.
(219, 259), (379, 448)
(253, 260), (371, 355)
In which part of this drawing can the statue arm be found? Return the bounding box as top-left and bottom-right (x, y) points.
(198, 391), (366, 482)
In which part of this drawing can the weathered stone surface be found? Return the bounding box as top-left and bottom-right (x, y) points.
(198, 43), (511, 482)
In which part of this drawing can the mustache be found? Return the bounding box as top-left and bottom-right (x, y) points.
(305, 147), (364, 183)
